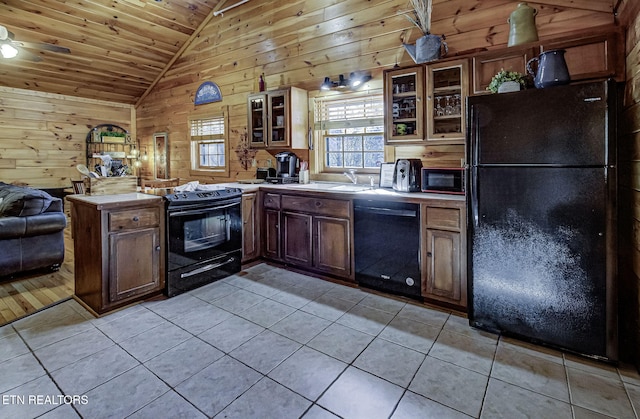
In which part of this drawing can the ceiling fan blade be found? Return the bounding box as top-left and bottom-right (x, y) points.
(16, 41), (70, 54)
(15, 47), (43, 62)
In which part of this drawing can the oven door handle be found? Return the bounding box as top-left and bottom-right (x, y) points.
(180, 257), (236, 279)
(169, 202), (239, 217)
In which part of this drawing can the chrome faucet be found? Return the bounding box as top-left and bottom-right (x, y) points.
(343, 169), (358, 184)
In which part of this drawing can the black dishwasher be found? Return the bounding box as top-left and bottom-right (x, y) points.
(354, 199), (421, 299)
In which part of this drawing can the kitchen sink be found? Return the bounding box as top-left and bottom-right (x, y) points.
(329, 184), (372, 191)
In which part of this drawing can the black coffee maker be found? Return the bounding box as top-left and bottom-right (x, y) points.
(267, 151), (299, 183)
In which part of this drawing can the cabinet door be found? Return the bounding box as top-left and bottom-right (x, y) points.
(426, 59), (468, 144)
(384, 66), (424, 143)
(282, 212), (312, 267)
(263, 208), (281, 260)
(248, 94), (267, 148)
(108, 227), (161, 303)
(424, 229), (463, 306)
(268, 90), (289, 147)
(313, 216), (351, 277)
(472, 47), (536, 95)
(242, 193), (260, 262)
(541, 32), (621, 82)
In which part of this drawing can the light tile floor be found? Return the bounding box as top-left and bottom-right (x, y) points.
(1, 263), (639, 418)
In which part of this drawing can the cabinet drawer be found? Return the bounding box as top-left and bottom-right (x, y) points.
(263, 193), (281, 209)
(281, 195), (349, 218)
(109, 207), (160, 231)
(425, 207), (461, 230)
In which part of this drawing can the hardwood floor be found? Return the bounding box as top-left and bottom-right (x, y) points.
(0, 227), (74, 326)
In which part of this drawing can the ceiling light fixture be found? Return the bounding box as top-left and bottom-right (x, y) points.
(320, 72), (372, 92)
(0, 43), (18, 59)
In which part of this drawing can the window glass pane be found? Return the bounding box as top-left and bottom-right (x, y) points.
(326, 137), (343, 151)
(364, 152), (385, 168)
(344, 153), (362, 168)
(326, 152), (343, 167)
(344, 136), (362, 151)
(328, 128), (346, 135)
(364, 135), (384, 150)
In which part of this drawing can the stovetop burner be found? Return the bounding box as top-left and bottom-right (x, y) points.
(164, 187), (243, 205)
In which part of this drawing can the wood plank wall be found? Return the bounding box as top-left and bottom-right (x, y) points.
(618, 0), (640, 365)
(0, 87), (134, 188)
(135, 0), (614, 183)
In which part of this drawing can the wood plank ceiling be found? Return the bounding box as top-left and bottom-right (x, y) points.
(0, 0), (221, 104)
(0, 0), (617, 106)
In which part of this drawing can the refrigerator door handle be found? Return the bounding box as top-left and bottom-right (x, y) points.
(471, 105), (480, 166)
(470, 166), (479, 227)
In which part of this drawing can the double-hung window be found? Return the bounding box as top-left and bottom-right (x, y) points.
(190, 114), (229, 176)
(314, 94), (385, 173)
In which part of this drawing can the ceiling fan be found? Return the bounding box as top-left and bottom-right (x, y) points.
(0, 24), (70, 62)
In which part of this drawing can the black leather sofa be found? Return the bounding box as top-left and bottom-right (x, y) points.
(0, 183), (67, 278)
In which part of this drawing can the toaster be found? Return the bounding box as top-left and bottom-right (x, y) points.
(392, 159), (423, 192)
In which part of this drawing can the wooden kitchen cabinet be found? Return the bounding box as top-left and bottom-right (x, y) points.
(242, 192), (260, 262)
(471, 29), (622, 95)
(472, 46), (537, 95)
(426, 59), (469, 144)
(262, 192), (282, 260)
(282, 194), (351, 278)
(262, 191), (352, 279)
(421, 202), (467, 308)
(314, 215), (351, 277)
(68, 193), (165, 315)
(540, 31), (622, 82)
(384, 65), (424, 144)
(247, 87), (308, 149)
(283, 212), (312, 266)
(385, 62), (470, 144)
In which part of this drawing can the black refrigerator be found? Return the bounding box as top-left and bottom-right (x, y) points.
(467, 80), (617, 360)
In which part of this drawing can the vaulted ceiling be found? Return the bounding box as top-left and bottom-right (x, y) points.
(0, 0), (618, 106)
(0, 0), (222, 105)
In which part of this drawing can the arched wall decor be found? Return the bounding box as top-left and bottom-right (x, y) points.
(194, 81), (223, 105)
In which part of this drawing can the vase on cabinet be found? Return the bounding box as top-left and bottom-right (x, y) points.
(403, 34), (447, 64)
(508, 3), (539, 47)
(527, 49), (571, 88)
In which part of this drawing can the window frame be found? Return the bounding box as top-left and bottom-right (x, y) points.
(189, 111), (229, 177)
(314, 93), (389, 175)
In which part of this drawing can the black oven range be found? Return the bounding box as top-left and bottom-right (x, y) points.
(164, 187), (243, 297)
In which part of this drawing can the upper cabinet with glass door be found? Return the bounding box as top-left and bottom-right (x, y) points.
(247, 87), (308, 149)
(248, 94), (267, 148)
(384, 66), (424, 144)
(426, 59), (469, 144)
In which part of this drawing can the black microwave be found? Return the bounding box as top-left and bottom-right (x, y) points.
(421, 167), (465, 195)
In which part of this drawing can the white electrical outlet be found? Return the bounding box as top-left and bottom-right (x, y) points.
(267, 159), (272, 167)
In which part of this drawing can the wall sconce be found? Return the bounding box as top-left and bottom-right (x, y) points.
(320, 72), (372, 91)
(140, 146), (149, 161)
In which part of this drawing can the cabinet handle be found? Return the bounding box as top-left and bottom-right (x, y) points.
(133, 216), (139, 222)
(426, 252), (432, 257)
(315, 201), (321, 207)
(155, 246), (161, 251)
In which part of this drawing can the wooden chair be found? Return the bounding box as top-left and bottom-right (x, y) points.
(141, 178), (180, 189)
(71, 180), (85, 194)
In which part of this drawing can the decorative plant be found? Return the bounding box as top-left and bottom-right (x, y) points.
(402, 0), (433, 35)
(487, 69), (527, 93)
(100, 131), (126, 137)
